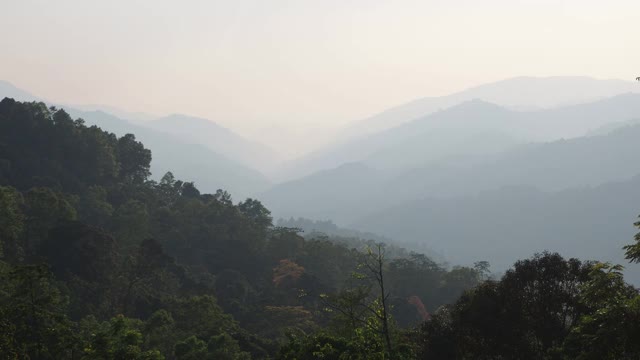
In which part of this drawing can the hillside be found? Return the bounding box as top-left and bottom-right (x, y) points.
(0, 81), (273, 198)
(66, 109), (272, 198)
(343, 76), (640, 137)
(278, 93), (640, 180)
(263, 97), (640, 224)
(352, 177), (640, 283)
(0, 98), (490, 358)
(146, 114), (280, 173)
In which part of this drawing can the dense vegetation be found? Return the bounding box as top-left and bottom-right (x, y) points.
(1, 97), (639, 359)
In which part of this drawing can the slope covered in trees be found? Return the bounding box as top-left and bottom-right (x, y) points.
(0, 82), (273, 198)
(0, 98), (487, 358)
(1, 97), (640, 359)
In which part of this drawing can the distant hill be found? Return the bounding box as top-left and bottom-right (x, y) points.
(278, 93), (640, 180)
(262, 119), (640, 226)
(146, 114), (280, 173)
(384, 117), (640, 200)
(343, 76), (640, 138)
(72, 103), (159, 122)
(65, 109), (272, 198)
(260, 162), (385, 222)
(351, 177), (640, 283)
(0, 80), (43, 102)
(0, 81), (273, 198)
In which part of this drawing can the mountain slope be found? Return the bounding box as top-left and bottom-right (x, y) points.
(351, 177), (640, 283)
(279, 93), (640, 180)
(263, 119), (640, 226)
(384, 117), (640, 200)
(259, 162), (385, 222)
(65, 109), (272, 198)
(146, 114), (280, 173)
(346, 76), (640, 137)
(0, 80), (42, 102)
(0, 82), (272, 198)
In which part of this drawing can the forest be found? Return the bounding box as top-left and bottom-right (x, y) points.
(1, 97), (640, 359)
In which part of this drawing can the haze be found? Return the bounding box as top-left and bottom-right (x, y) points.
(2, 0), (639, 156)
(4, 2), (640, 356)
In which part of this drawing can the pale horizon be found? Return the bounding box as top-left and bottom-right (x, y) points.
(2, 0), (639, 155)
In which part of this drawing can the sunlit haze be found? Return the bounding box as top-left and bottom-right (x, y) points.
(1, 0), (639, 156)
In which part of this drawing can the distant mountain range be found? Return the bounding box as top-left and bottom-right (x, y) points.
(0, 80), (273, 198)
(65, 109), (272, 198)
(342, 75), (640, 138)
(258, 78), (640, 282)
(147, 114), (280, 173)
(278, 92), (640, 180)
(4, 76), (640, 280)
(352, 176), (640, 283)
(261, 94), (640, 221)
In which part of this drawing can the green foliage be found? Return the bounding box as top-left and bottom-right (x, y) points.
(23, 186), (76, 254)
(562, 263), (640, 359)
(277, 331), (386, 360)
(78, 185), (114, 227)
(0, 186), (24, 258)
(419, 252), (594, 359)
(112, 199), (151, 250)
(0, 264), (75, 359)
(117, 133), (152, 184)
(174, 333), (251, 360)
(10, 97), (640, 360)
(623, 215), (640, 263)
(82, 315), (163, 360)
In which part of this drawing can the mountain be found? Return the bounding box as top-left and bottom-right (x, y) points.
(277, 100), (519, 180)
(145, 114), (280, 173)
(384, 121), (640, 201)
(278, 93), (640, 180)
(72, 103), (159, 122)
(262, 115), (640, 226)
(65, 109), (271, 198)
(0, 80), (42, 102)
(260, 162), (386, 222)
(344, 76), (640, 138)
(351, 177), (640, 283)
(0, 81), (272, 198)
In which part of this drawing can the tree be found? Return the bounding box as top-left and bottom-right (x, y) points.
(119, 238), (178, 317)
(82, 315), (163, 360)
(623, 215), (640, 262)
(78, 185), (114, 227)
(0, 186), (24, 259)
(238, 198), (273, 231)
(41, 221), (119, 318)
(562, 263), (640, 359)
(419, 252), (593, 359)
(117, 133), (151, 184)
(23, 187), (76, 256)
(174, 333), (251, 360)
(362, 244), (394, 356)
(277, 331), (386, 360)
(112, 199), (150, 250)
(0, 265), (75, 359)
(313, 243), (415, 359)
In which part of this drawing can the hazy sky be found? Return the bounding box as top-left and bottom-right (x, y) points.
(1, 0), (638, 145)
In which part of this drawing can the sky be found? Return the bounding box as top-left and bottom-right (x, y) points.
(1, 0), (639, 153)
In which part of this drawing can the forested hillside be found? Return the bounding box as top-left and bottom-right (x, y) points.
(0, 98), (488, 359)
(1, 97), (640, 359)
(0, 81), (273, 198)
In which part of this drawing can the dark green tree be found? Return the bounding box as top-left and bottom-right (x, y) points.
(562, 263), (640, 359)
(0, 265), (75, 359)
(0, 186), (24, 259)
(82, 315), (163, 360)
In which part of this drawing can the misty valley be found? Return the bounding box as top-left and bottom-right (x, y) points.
(1, 75), (640, 359)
